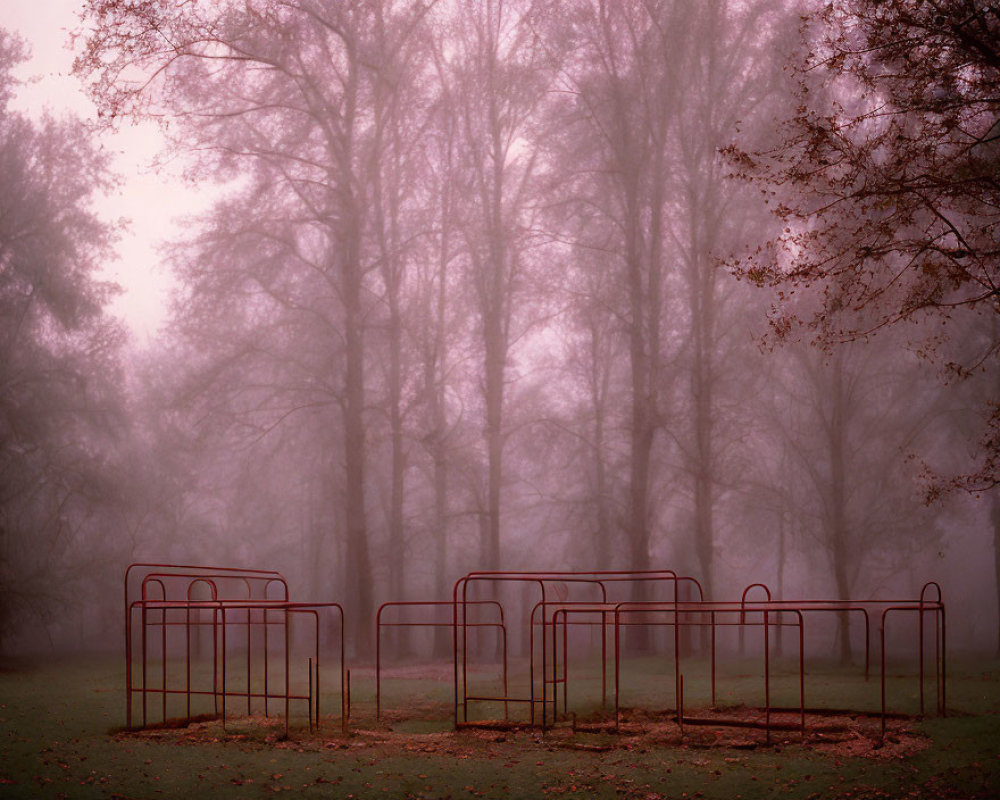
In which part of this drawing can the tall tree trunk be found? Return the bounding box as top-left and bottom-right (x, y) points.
(481, 39), (508, 574)
(627, 191), (654, 650)
(828, 354), (853, 664)
(692, 342), (715, 601)
(387, 294), (407, 653)
(432, 431), (450, 657)
(327, 30), (372, 658)
(627, 126), (666, 651)
(590, 329), (612, 568)
(340, 103), (373, 650)
(484, 332), (504, 571)
(689, 190), (718, 601)
(992, 339), (1000, 659)
(775, 508), (787, 658)
(431, 211), (451, 658)
(992, 493), (1000, 659)
(343, 262), (373, 655)
(373, 92), (408, 655)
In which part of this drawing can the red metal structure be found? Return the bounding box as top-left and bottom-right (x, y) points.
(537, 589), (944, 740)
(124, 563), (346, 733)
(124, 564), (946, 744)
(451, 570), (705, 727)
(442, 570), (947, 740)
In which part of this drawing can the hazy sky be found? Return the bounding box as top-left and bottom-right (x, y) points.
(4, 0), (209, 340)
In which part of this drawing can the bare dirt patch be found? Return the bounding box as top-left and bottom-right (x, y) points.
(119, 705), (930, 761)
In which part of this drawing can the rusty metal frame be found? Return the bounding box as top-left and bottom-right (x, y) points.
(529, 600), (806, 743)
(451, 570), (705, 726)
(611, 602), (806, 745)
(124, 563), (346, 734)
(124, 565), (947, 743)
(879, 581), (946, 736)
(735, 581), (946, 724)
(532, 584), (946, 741)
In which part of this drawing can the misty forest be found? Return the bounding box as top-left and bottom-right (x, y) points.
(1, 0), (999, 671)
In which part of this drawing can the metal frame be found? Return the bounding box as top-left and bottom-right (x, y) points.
(440, 570), (946, 739)
(124, 564), (947, 744)
(124, 563), (346, 734)
(450, 570), (704, 726)
(526, 584), (946, 740)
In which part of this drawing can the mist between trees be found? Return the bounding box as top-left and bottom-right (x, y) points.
(1, 0), (997, 660)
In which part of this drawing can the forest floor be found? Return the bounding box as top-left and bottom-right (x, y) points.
(1, 654), (998, 799)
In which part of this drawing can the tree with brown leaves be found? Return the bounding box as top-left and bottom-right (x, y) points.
(727, 0), (999, 492)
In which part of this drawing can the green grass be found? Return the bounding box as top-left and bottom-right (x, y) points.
(0, 654), (997, 799)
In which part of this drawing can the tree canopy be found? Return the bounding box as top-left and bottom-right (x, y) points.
(0, 30), (125, 652)
(728, 0), (1000, 490)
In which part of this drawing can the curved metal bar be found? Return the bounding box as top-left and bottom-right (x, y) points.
(140, 571), (289, 602)
(880, 600), (946, 738)
(918, 581), (943, 715)
(740, 583), (773, 623)
(128, 597), (346, 733)
(453, 571), (693, 727)
(919, 582), (943, 605)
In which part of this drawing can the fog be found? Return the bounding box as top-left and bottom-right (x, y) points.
(1, 0), (997, 662)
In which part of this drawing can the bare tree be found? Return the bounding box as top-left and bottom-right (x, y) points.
(668, 0), (786, 599)
(764, 340), (943, 662)
(443, 0), (556, 570)
(78, 0), (437, 649)
(552, 2), (693, 615)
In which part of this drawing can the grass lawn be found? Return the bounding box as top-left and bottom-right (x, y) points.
(1, 653), (998, 799)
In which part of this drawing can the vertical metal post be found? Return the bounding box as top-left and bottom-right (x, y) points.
(919, 596), (925, 715)
(764, 609), (770, 745)
(161, 604), (167, 722)
(213, 604), (220, 718)
(185, 606), (192, 723)
(462, 582), (469, 725)
(141, 603), (148, 728)
(710, 610), (717, 707)
(601, 608), (608, 708)
(264, 606), (270, 718)
(673, 604), (681, 716)
(798, 612), (805, 740)
(941, 602), (948, 717)
(501, 618), (509, 721)
(452, 587), (460, 727)
(562, 609), (568, 719)
(613, 607), (621, 730)
(283, 606), (290, 737)
(221, 606), (228, 732)
(880, 618), (887, 739)
(246, 606), (253, 717)
(376, 605), (383, 719)
(313, 610), (321, 730)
